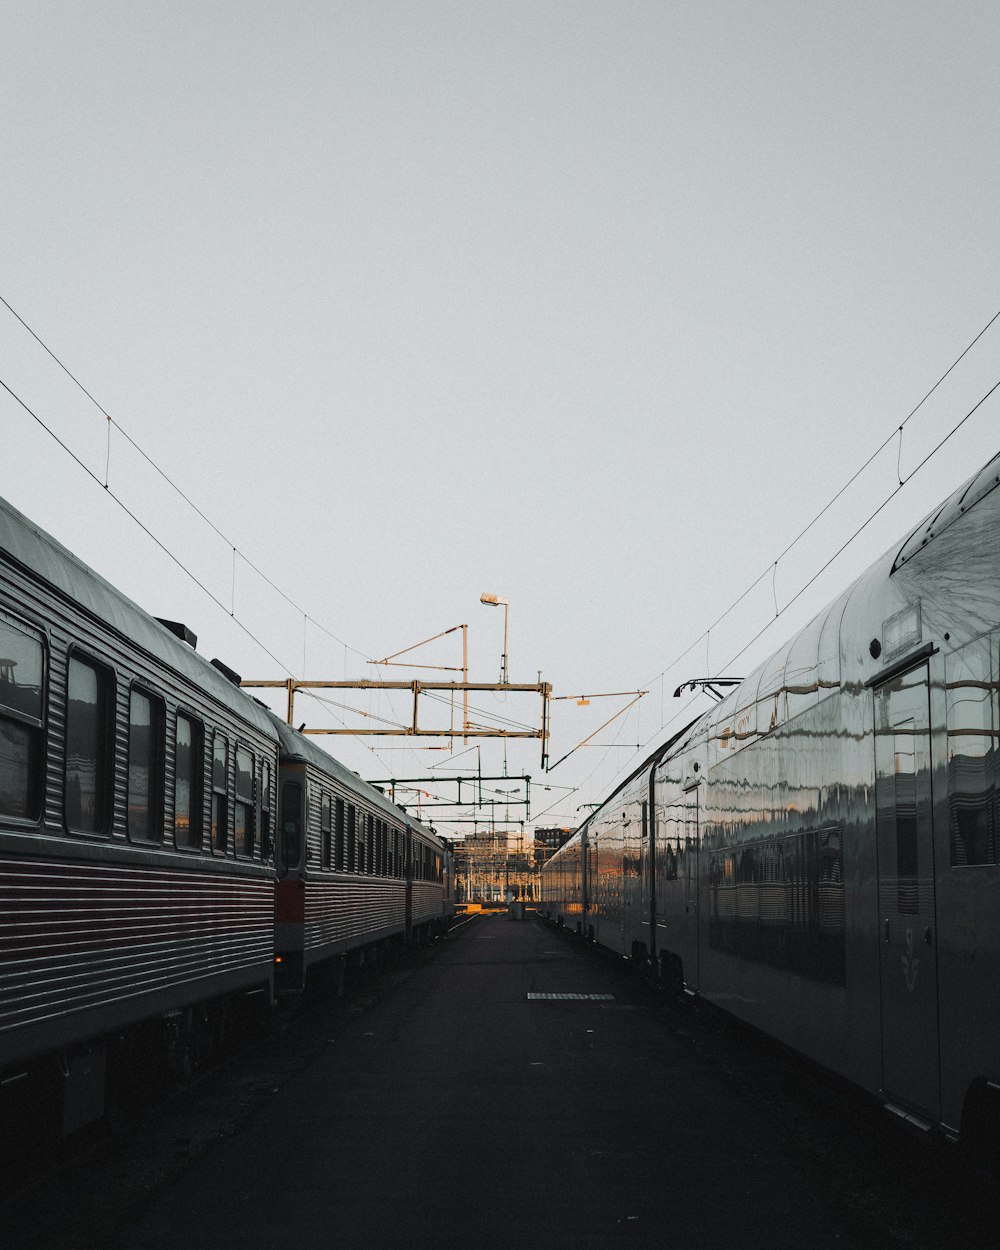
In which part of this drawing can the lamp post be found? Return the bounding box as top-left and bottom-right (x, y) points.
(479, 593), (509, 685)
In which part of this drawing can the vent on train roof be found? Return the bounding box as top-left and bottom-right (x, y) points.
(155, 618), (197, 648)
(210, 657), (242, 686)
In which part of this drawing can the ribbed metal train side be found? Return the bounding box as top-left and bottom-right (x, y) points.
(271, 716), (450, 991)
(0, 495), (279, 1119)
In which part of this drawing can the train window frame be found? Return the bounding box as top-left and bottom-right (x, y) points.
(357, 809), (367, 874)
(347, 803), (357, 872)
(173, 710), (204, 851)
(320, 791), (332, 869)
(946, 633), (998, 868)
(756, 638), (793, 736)
(234, 743), (256, 859)
(126, 683), (165, 845)
(280, 778), (302, 871)
(334, 796), (345, 870)
(210, 731), (229, 855)
(64, 649), (115, 838)
(260, 757), (273, 861)
(0, 608), (46, 826)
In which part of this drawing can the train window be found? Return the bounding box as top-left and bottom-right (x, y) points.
(260, 759), (272, 860)
(174, 713), (203, 849)
(127, 687), (164, 843)
(234, 746), (255, 857)
(0, 613), (45, 822)
(321, 792), (332, 869)
(784, 611), (826, 721)
(892, 719), (919, 911)
(335, 796), (345, 869)
(709, 828), (845, 984)
(281, 779), (302, 869)
(947, 639), (997, 867)
(211, 733), (229, 853)
(358, 811), (367, 874)
(347, 803), (357, 871)
(757, 640), (791, 735)
(65, 654), (113, 835)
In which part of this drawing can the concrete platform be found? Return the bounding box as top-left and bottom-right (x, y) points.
(114, 913), (910, 1249)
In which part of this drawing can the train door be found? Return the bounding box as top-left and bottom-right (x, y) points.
(585, 830), (597, 939)
(682, 782), (700, 988)
(873, 662), (941, 1118)
(623, 804), (641, 957)
(640, 799), (655, 963)
(404, 831), (413, 941)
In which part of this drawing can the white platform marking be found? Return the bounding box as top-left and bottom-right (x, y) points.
(526, 993), (615, 1001)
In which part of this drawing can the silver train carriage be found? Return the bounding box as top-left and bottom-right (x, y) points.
(0, 493), (279, 1130)
(272, 714), (453, 993)
(0, 492), (454, 1131)
(541, 449), (1000, 1147)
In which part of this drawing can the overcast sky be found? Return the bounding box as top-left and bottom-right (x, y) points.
(2, 2), (998, 836)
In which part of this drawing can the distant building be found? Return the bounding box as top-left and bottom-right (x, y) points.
(532, 826), (574, 867)
(454, 828), (542, 904)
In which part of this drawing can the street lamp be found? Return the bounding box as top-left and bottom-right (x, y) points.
(480, 592), (509, 685)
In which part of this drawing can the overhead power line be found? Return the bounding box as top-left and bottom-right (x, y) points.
(0, 291), (368, 665)
(544, 311), (1000, 818)
(0, 290), (432, 781)
(640, 306), (1000, 697)
(0, 376), (295, 677)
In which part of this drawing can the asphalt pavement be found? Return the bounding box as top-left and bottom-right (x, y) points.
(5, 913), (995, 1249)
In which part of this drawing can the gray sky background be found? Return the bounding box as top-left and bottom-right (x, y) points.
(2, 2), (998, 835)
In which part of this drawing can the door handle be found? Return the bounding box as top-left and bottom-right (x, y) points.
(884, 918), (890, 943)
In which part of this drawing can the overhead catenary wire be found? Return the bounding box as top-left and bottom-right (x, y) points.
(620, 371), (1000, 778)
(715, 374), (1000, 680)
(535, 320), (1000, 820)
(4, 292), (999, 832)
(638, 305), (1000, 701)
(0, 291), (430, 782)
(0, 376), (296, 677)
(0, 291), (369, 664)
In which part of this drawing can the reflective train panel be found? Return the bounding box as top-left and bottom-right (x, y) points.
(541, 450), (1000, 1145)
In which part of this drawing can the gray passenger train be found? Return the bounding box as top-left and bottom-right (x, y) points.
(0, 494), (451, 1132)
(541, 450), (1000, 1148)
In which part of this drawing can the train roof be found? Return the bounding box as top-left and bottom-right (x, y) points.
(267, 712), (445, 847)
(892, 448), (1000, 572)
(548, 447), (1000, 841)
(684, 448), (1000, 756)
(0, 493), (275, 738)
